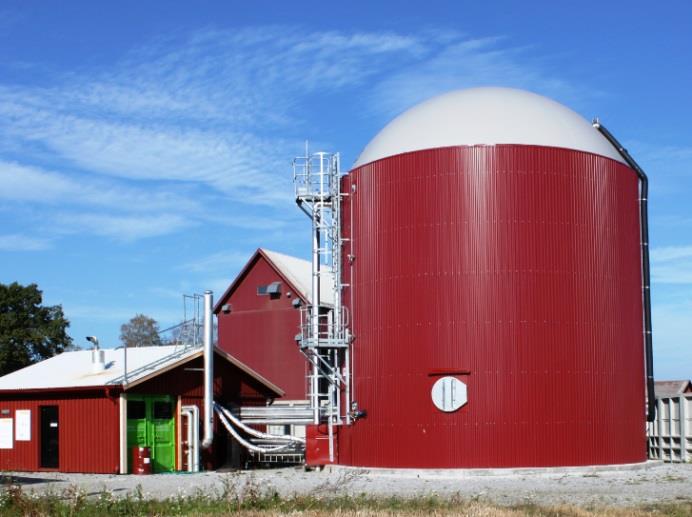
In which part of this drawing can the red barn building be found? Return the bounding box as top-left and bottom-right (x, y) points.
(0, 345), (281, 473)
(215, 249), (332, 405)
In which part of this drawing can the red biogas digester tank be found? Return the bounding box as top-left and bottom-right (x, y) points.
(337, 87), (648, 468)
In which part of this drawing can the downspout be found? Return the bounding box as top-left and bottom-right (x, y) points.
(202, 290), (215, 448)
(181, 405), (200, 472)
(593, 120), (656, 422)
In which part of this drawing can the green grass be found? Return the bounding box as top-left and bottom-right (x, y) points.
(0, 482), (690, 516)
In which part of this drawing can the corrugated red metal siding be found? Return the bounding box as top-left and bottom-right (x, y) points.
(0, 355), (276, 474)
(129, 355), (275, 403)
(0, 392), (120, 473)
(217, 255), (308, 400)
(339, 145), (646, 468)
(131, 355), (274, 469)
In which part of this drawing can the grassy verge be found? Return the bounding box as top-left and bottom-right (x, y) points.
(0, 482), (690, 516)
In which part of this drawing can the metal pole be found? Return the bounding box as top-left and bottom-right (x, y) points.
(123, 343), (128, 386)
(311, 201), (321, 424)
(328, 382), (334, 462)
(202, 290), (214, 449)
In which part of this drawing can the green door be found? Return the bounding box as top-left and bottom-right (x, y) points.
(126, 395), (176, 473)
(150, 399), (175, 472)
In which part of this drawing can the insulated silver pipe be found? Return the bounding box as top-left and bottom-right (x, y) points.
(181, 405), (200, 472)
(202, 290), (214, 449)
(311, 186), (322, 425)
(216, 403), (305, 443)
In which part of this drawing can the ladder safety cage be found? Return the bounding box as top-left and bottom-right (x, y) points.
(293, 145), (352, 462)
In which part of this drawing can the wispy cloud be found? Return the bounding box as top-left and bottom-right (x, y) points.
(0, 26), (583, 246)
(181, 249), (252, 273)
(0, 234), (51, 251)
(652, 245), (692, 284)
(0, 160), (201, 213)
(64, 302), (182, 326)
(652, 299), (692, 377)
(53, 212), (195, 242)
(652, 246), (692, 263)
(368, 37), (576, 118)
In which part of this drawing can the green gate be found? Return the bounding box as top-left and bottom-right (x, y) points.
(126, 395), (176, 473)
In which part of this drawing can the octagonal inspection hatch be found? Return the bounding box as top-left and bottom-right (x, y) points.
(431, 376), (468, 412)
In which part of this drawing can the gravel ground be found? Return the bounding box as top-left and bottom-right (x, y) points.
(3, 461), (691, 508)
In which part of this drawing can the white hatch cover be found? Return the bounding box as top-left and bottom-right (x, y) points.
(431, 376), (467, 412)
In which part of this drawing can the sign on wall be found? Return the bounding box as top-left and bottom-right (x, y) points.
(0, 418), (13, 449)
(15, 410), (31, 441)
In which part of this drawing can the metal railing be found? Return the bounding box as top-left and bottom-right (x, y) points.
(293, 145), (352, 462)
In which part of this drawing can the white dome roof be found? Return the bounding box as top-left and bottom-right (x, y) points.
(354, 87), (625, 167)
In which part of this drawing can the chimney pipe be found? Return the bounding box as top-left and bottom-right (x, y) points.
(202, 290), (214, 449)
(92, 349), (105, 373)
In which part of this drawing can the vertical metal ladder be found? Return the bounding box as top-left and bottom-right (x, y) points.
(293, 146), (351, 462)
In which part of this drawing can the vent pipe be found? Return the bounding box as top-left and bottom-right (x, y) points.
(86, 336), (105, 373)
(202, 290), (214, 449)
(593, 120), (656, 423)
(92, 349), (105, 373)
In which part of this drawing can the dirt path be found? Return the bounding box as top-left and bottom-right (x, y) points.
(3, 461), (691, 508)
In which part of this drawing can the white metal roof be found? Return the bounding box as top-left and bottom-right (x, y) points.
(0, 345), (199, 390)
(353, 87), (625, 168)
(262, 248), (334, 306)
(0, 345), (283, 396)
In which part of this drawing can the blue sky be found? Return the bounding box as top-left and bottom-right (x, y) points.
(0, 1), (690, 378)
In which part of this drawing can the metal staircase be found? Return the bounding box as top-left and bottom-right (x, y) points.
(293, 146), (352, 461)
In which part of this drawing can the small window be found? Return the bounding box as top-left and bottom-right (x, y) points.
(257, 281), (282, 298)
(127, 400), (146, 420)
(153, 401), (173, 420)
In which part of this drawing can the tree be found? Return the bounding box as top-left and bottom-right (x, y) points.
(120, 314), (163, 348)
(0, 282), (74, 376)
(161, 318), (217, 347)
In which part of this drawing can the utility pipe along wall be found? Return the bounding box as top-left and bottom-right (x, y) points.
(202, 290), (214, 449)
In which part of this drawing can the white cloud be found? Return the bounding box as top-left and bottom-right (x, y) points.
(0, 234), (51, 251)
(368, 37), (576, 118)
(652, 246), (692, 262)
(54, 212), (194, 241)
(652, 300), (692, 378)
(0, 160), (202, 213)
(181, 249), (252, 273)
(0, 27), (560, 205)
(652, 245), (692, 284)
(0, 26), (590, 247)
(64, 303), (182, 327)
(204, 276), (236, 297)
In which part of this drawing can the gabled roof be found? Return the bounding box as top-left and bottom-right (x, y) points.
(654, 380), (692, 399)
(0, 345), (283, 396)
(214, 248), (334, 313)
